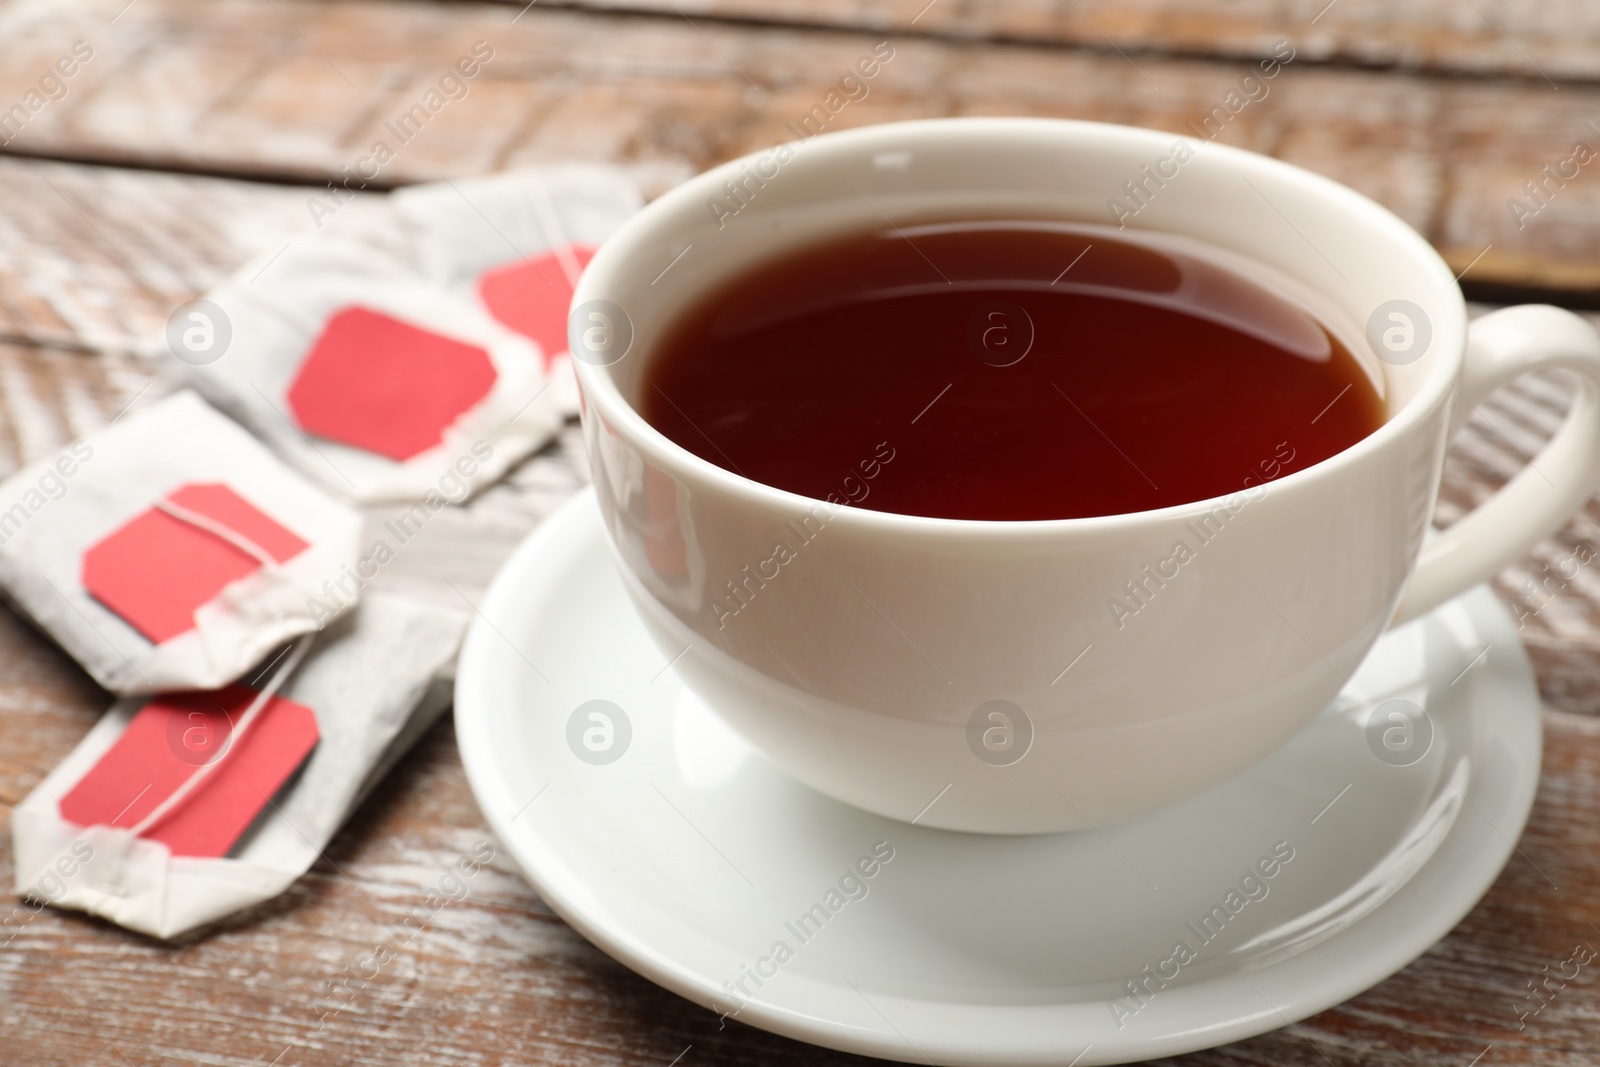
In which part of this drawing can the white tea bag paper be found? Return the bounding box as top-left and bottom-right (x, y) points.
(11, 592), (467, 940)
(393, 164), (643, 414)
(173, 236), (562, 505)
(0, 391), (363, 695)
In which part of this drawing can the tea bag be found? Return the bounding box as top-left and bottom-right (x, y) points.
(0, 391), (362, 695)
(173, 236), (561, 504)
(10, 592), (467, 940)
(393, 164), (643, 414)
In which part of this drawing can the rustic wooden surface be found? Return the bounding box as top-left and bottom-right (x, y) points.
(522, 0), (1600, 82)
(2, 0), (1600, 1064)
(9, 0), (1600, 295)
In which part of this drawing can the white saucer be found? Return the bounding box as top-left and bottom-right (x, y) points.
(455, 489), (1542, 1066)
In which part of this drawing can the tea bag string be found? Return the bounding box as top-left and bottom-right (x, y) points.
(153, 495), (340, 613)
(153, 497), (289, 576)
(126, 634), (315, 839)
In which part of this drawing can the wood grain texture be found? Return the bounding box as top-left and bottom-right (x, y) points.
(0, 158), (327, 354)
(3, 0), (1600, 293)
(519, 0), (1600, 84)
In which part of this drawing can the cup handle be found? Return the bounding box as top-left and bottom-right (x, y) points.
(1394, 304), (1600, 625)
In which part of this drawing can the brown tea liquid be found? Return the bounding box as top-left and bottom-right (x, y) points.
(642, 221), (1383, 521)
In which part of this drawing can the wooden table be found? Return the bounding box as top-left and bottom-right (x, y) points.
(2, 1), (1599, 1063)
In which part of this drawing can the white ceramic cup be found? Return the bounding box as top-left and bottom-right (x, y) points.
(570, 117), (1600, 834)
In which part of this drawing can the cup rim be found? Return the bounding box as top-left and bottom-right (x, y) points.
(572, 116), (1466, 537)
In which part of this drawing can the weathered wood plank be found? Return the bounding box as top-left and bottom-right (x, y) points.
(0, 157), (329, 354)
(513, 0), (1600, 85)
(0, 341), (150, 472)
(3, 0), (1600, 293)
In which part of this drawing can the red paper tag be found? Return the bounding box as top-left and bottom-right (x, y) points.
(83, 483), (309, 645)
(58, 685), (321, 858)
(476, 244), (597, 371)
(287, 306), (499, 461)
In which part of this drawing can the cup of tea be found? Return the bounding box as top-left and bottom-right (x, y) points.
(569, 118), (1600, 833)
